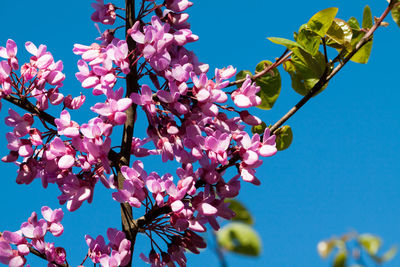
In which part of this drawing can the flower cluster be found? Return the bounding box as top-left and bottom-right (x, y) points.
(0, 207), (65, 267)
(85, 228), (131, 267)
(0, 0), (278, 266)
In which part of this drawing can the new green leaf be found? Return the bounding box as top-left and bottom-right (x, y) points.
(307, 7), (339, 37)
(326, 19), (353, 51)
(296, 28), (321, 55)
(362, 5), (373, 29)
(267, 37), (302, 50)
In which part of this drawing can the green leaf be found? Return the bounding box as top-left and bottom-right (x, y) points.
(235, 70), (252, 88)
(392, 2), (400, 28)
(333, 251), (347, 267)
(225, 199), (254, 225)
(254, 61), (282, 110)
(275, 126), (293, 151)
(347, 16), (373, 64)
(348, 17), (361, 30)
(283, 50), (327, 96)
(217, 223), (261, 256)
(296, 28), (321, 55)
(362, 5), (373, 29)
(326, 19), (353, 51)
(358, 234), (382, 255)
(251, 122), (267, 135)
(267, 37), (302, 50)
(307, 7), (339, 37)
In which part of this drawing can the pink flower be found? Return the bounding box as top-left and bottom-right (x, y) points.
(0, 241), (26, 267)
(165, 0), (193, 12)
(231, 75), (261, 108)
(204, 131), (231, 165)
(41, 206), (64, 237)
(90, 88), (132, 125)
(130, 84), (156, 115)
(5, 109), (34, 138)
(258, 128), (277, 157)
(64, 94), (86, 110)
(55, 110), (80, 138)
(0, 39), (19, 70)
(91, 0), (116, 25)
(85, 234), (110, 263)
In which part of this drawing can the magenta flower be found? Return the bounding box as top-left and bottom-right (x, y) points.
(204, 131), (231, 165)
(41, 206), (64, 237)
(55, 110), (80, 138)
(91, 0), (116, 25)
(63, 94), (86, 110)
(0, 241), (26, 267)
(258, 128), (277, 157)
(91, 88), (132, 125)
(130, 84), (156, 115)
(165, 0), (193, 12)
(231, 74), (262, 108)
(85, 234), (110, 263)
(0, 39), (19, 70)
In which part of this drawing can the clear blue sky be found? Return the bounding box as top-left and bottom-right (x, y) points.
(1, 0), (399, 266)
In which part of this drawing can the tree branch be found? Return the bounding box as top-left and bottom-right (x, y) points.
(118, 1), (140, 266)
(269, 2), (394, 134)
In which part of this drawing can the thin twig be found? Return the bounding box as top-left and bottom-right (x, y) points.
(228, 49), (292, 88)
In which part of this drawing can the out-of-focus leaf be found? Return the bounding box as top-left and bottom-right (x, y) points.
(362, 5), (373, 29)
(225, 199), (253, 225)
(307, 7), (339, 37)
(235, 70), (252, 88)
(317, 240), (335, 258)
(369, 245), (397, 264)
(251, 122), (267, 135)
(381, 246), (398, 262)
(392, 2), (400, 28)
(217, 223), (261, 256)
(267, 37), (303, 50)
(333, 251), (347, 267)
(358, 234), (381, 255)
(275, 126), (293, 151)
(326, 19), (353, 51)
(254, 61), (281, 110)
(296, 28), (321, 55)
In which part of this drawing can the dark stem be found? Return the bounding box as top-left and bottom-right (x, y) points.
(118, 1), (140, 266)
